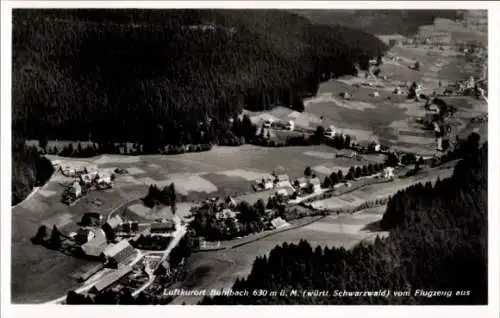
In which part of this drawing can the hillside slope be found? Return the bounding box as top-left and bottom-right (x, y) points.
(292, 10), (461, 36)
(13, 9), (387, 145)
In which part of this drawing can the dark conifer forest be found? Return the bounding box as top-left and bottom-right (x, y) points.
(200, 134), (487, 305)
(12, 9), (388, 204)
(12, 9), (386, 145)
(12, 137), (55, 205)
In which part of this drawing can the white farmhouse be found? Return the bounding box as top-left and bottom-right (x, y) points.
(383, 167), (395, 180)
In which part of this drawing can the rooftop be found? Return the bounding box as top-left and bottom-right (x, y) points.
(102, 239), (133, 258)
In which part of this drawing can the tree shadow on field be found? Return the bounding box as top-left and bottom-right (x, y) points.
(361, 220), (382, 233)
(182, 265), (212, 289)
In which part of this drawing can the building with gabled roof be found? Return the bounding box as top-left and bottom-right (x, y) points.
(102, 240), (135, 268)
(89, 265), (132, 294)
(294, 177), (308, 189)
(102, 215), (123, 241)
(308, 177), (322, 193)
(81, 229), (108, 257)
(274, 174), (291, 188)
(270, 217), (289, 230)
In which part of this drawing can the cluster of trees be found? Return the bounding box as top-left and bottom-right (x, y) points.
(31, 225), (63, 248)
(12, 136), (55, 205)
(142, 183), (177, 213)
(43, 141), (215, 158)
(201, 133), (487, 305)
(13, 10), (386, 150)
(322, 162), (386, 189)
(130, 234), (173, 251)
(191, 199), (268, 241)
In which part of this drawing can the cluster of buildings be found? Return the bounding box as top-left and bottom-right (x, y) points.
(60, 164), (113, 205)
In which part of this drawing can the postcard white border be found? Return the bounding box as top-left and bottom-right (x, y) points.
(1, 1), (499, 318)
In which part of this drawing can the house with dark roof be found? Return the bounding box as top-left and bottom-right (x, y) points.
(150, 221), (175, 233)
(102, 215), (123, 241)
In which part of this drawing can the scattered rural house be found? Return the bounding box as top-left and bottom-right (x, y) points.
(85, 165), (99, 174)
(80, 173), (94, 185)
(294, 177), (308, 190)
(263, 119), (273, 128)
(324, 125), (336, 139)
(102, 215), (123, 241)
(383, 167), (395, 180)
(270, 217), (289, 230)
(274, 174), (291, 188)
(307, 177), (322, 193)
(198, 237), (221, 250)
(69, 181), (82, 198)
(51, 160), (61, 168)
(96, 173), (113, 188)
(60, 166), (76, 177)
(436, 137), (443, 151)
(340, 92), (351, 100)
(370, 91), (380, 97)
(150, 221), (175, 233)
(262, 178), (274, 190)
(286, 120), (295, 131)
(393, 87), (403, 95)
(225, 196), (237, 209)
(89, 265), (133, 294)
(75, 228), (95, 245)
(215, 208), (238, 220)
(102, 240), (136, 268)
(81, 229), (108, 257)
(275, 188), (289, 198)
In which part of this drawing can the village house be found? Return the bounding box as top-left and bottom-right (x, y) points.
(69, 181), (82, 198)
(79, 173), (94, 186)
(270, 217), (289, 230)
(324, 125), (336, 139)
(286, 120), (295, 131)
(262, 178), (274, 190)
(225, 196), (237, 209)
(102, 239), (136, 269)
(75, 228), (95, 245)
(85, 165), (99, 174)
(215, 208), (238, 220)
(339, 92), (351, 100)
(294, 177), (308, 190)
(81, 229), (108, 257)
(102, 215), (123, 241)
(96, 173), (112, 187)
(150, 221), (175, 233)
(274, 174), (291, 188)
(89, 265), (133, 294)
(383, 167), (395, 180)
(307, 177), (322, 193)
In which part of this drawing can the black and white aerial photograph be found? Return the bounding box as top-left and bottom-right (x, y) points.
(2, 3), (495, 314)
